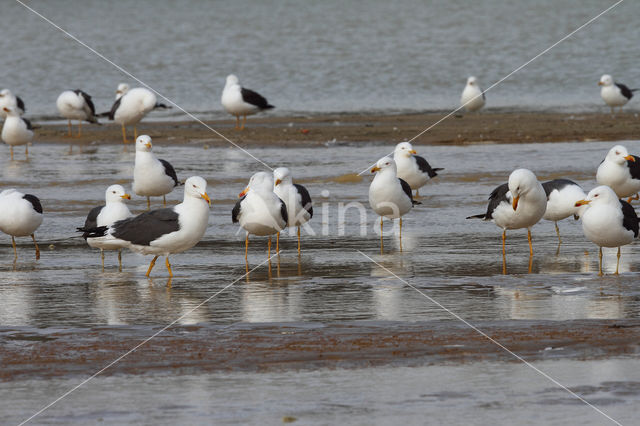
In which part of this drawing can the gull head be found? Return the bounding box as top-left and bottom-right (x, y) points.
(508, 168), (539, 210)
(467, 76), (478, 86)
(240, 171), (273, 197)
(371, 156), (397, 174)
(135, 135), (153, 152)
(226, 74), (240, 87)
(599, 74), (613, 87)
(576, 185), (618, 208)
(105, 184), (131, 203)
(185, 176), (211, 205)
(394, 142), (417, 158)
(605, 145), (634, 165)
(273, 167), (292, 187)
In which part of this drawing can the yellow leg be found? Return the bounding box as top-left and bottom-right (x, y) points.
(380, 217), (384, 254)
(276, 232), (280, 252)
(146, 255), (159, 277)
(77, 121), (82, 137)
(399, 217), (403, 252)
(527, 228), (533, 257)
(31, 234), (40, 260)
(10, 146), (13, 161)
(235, 115), (240, 129)
(101, 249), (105, 271)
(121, 124), (128, 144)
(163, 195), (166, 206)
(67, 119), (72, 136)
(502, 230), (507, 275)
(415, 189), (419, 197)
(626, 193), (639, 203)
(615, 247), (621, 275)
(297, 226), (301, 255)
(118, 249), (122, 272)
(11, 236), (17, 261)
(25, 145), (28, 159)
(598, 247), (603, 276)
(245, 234), (249, 261)
(147, 197), (151, 210)
(241, 115), (246, 130)
(165, 257), (173, 277)
(268, 236), (272, 258)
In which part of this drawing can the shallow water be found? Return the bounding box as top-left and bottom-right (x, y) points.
(1, 0), (640, 119)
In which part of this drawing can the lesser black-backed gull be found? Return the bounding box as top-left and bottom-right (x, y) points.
(460, 76), (485, 112)
(107, 86), (170, 144)
(542, 178), (586, 244)
(599, 74), (637, 114)
(596, 145), (640, 203)
(0, 89), (25, 117)
(56, 89), (99, 137)
(393, 142), (443, 196)
(0, 189), (43, 261)
(273, 167), (313, 254)
(221, 74), (274, 130)
(133, 135), (180, 209)
(1, 107), (33, 160)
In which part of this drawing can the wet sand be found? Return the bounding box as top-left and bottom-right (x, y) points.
(3, 320), (639, 381)
(37, 111), (640, 147)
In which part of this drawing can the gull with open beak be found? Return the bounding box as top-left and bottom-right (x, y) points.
(596, 145), (640, 203)
(233, 172), (287, 262)
(467, 169), (546, 273)
(575, 185), (639, 275)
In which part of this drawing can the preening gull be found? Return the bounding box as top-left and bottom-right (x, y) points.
(77, 185), (132, 270)
(107, 86), (170, 144)
(542, 178), (586, 244)
(596, 145), (640, 203)
(0, 189), (43, 261)
(393, 142), (443, 196)
(82, 176), (211, 277)
(273, 167), (313, 254)
(133, 135), (180, 209)
(460, 76), (485, 112)
(221, 74), (274, 130)
(599, 74), (637, 114)
(0, 89), (25, 117)
(233, 171), (287, 260)
(1, 107), (33, 160)
(575, 185), (639, 275)
(56, 89), (99, 137)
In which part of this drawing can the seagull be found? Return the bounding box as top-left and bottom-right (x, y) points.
(460, 76), (485, 112)
(107, 86), (170, 144)
(369, 157), (420, 251)
(0, 189), (43, 261)
(466, 169), (547, 273)
(575, 185), (639, 275)
(542, 179), (587, 244)
(0, 89), (25, 117)
(599, 74), (637, 114)
(80, 176), (211, 277)
(596, 145), (640, 203)
(1, 107), (33, 160)
(56, 89), (99, 137)
(393, 142), (443, 196)
(133, 135), (180, 209)
(77, 185), (132, 270)
(273, 167), (313, 254)
(221, 74), (274, 130)
(233, 171), (287, 260)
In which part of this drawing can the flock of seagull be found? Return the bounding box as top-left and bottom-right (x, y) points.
(0, 73), (639, 278)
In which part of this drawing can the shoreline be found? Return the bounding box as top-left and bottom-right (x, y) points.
(31, 111), (640, 148)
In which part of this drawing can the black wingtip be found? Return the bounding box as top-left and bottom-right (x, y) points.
(412, 200), (422, 206)
(265, 104), (275, 109)
(466, 213), (485, 220)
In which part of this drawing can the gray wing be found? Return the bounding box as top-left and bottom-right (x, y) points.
(293, 183), (313, 218)
(620, 200), (639, 238)
(112, 208), (180, 245)
(241, 87), (274, 109)
(542, 179), (579, 198)
(232, 196), (245, 223)
(78, 205), (104, 239)
(159, 159), (179, 186)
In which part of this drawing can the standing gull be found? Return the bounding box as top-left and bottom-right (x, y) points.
(596, 145), (640, 203)
(2, 107), (33, 160)
(221, 74), (274, 130)
(369, 157), (420, 251)
(133, 135), (180, 209)
(0, 189), (43, 261)
(56, 89), (99, 137)
(273, 167), (313, 254)
(82, 176), (210, 277)
(107, 86), (170, 144)
(467, 169), (547, 273)
(575, 185), (639, 275)
(77, 185), (132, 270)
(460, 76), (485, 112)
(599, 74), (637, 114)
(0, 89), (25, 117)
(393, 142), (443, 196)
(233, 172), (287, 261)
(542, 179), (586, 245)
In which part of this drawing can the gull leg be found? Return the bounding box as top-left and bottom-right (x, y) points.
(12, 236), (17, 261)
(241, 115), (246, 130)
(165, 257), (173, 277)
(626, 193), (639, 203)
(527, 228), (533, 257)
(399, 217), (403, 252)
(146, 255), (159, 277)
(502, 230), (507, 275)
(67, 119), (72, 137)
(77, 121), (82, 137)
(10, 146), (13, 161)
(101, 249), (105, 271)
(554, 222), (562, 245)
(297, 226), (301, 255)
(121, 124), (128, 144)
(276, 232), (280, 253)
(598, 247), (603, 276)
(147, 197), (151, 210)
(415, 189), (419, 197)
(268, 235), (272, 258)
(31, 234), (40, 260)
(118, 249), (122, 272)
(380, 217), (384, 254)
(245, 233), (249, 261)
(134, 126), (138, 140)
(615, 247), (621, 275)
(163, 195), (166, 206)
(25, 145), (28, 160)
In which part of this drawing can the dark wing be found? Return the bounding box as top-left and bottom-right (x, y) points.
(154, 102), (171, 110)
(75, 89), (96, 115)
(414, 155), (443, 178)
(626, 156), (640, 180)
(22, 117), (33, 130)
(542, 178), (579, 198)
(22, 194), (43, 214)
(293, 183), (313, 218)
(78, 205), (104, 239)
(232, 196), (245, 223)
(112, 208), (180, 245)
(241, 87), (274, 109)
(16, 96), (25, 112)
(467, 183), (509, 219)
(278, 196), (288, 224)
(158, 159), (179, 187)
(107, 97), (122, 120)
(620, 200), (639, 238)
(615, 83), (634, 100)
(399, 178), (420, 205)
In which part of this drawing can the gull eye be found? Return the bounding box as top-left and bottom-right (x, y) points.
(192, 184), (197, 188)
(615, 151), (620, 155)
(112, 191), (116, 194)
(594, 194), (599, 197)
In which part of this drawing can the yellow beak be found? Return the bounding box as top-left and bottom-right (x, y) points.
(512, 195), (520, 211)
(121, 194), (131, 200)
(598, 81), (604, 86)
(145, 143), (152, 149)
(201, 192), (211, 205)
(409, 150), (417, 154)
(238, 187), (249, 198)
(625, 155), (635, 162)
(2, 107), (9, 112)
(371, 166), (381, 173)
(575, 199), (590, 207)
(275, 179), (282, 186)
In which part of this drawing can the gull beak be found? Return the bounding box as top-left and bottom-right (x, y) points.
(2, 107), (9, 112)
(145, 142), (152, 149)
(625, 155), (635, 162)
(121, 194), (131, 200)
(598, 81), (604, 86)
(512, 195), (520, 211)
(575, 199), (590, 207)
(116, 90), (122, 94)
(409, 150), (417, 154)
(201, 192), (211, 205)
(371, 166), (381, 173)
(275, 179), (282, 186)
(238, 187), (249, 198)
